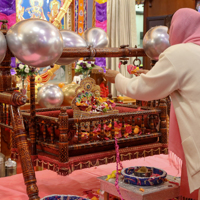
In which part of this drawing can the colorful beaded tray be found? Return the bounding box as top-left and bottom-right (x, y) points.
(41, 195), (89, 200)
(121, 166), (167, 186)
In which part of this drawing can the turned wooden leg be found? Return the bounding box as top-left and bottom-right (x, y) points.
(10, 106), (40, 200)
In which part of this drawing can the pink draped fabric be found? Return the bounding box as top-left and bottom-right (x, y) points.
(95, 20), (107, 33)
(0, 13), (16, 29)
(169, 8), (200, 199)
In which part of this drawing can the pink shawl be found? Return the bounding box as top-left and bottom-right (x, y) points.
(169, 8), (200, 199)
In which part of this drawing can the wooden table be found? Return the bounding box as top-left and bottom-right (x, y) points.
(98, 175), (180, 200)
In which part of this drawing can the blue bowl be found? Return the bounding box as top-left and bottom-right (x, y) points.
(121, 166), (167, 186)
(41, 195), (89, 200)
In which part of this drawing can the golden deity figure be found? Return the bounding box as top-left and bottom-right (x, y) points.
(48, 0), (62, 29)
(16, 0), (25, 22)
(25, 0), (47, 20)
(92, 85), (101, 98)
(92, 85), (107, 103)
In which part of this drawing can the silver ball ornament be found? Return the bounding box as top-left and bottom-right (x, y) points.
(0, 31), (7, 64)
(37, 84), (64, 108)
(82, 27), (109, 48)
(6, 18), (63, 68)
(56, 30), (87, 65)
(143, 26), (170, 60)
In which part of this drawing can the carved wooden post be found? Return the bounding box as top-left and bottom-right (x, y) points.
(159, 99), (168, 144)
(10, 105), (39, 200)
(0, 46), (12, 92)
(29, 75), (37, 155)
(58, 107), (69, 162)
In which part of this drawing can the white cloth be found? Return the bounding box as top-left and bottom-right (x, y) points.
(106, 0), (137, 97)
(115, 43), (200, 193)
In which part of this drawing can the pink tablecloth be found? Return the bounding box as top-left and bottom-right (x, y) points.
(0, 154), (181, 200)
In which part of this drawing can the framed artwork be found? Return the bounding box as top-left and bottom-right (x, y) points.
(16, 0), (64, 27)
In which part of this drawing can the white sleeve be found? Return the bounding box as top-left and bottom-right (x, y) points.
(115, 53), (179, 101)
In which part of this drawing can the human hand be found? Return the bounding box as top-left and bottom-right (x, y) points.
(104, 70), (120, 84)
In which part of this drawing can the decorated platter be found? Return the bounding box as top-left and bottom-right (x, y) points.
(121, 166), (167, 186)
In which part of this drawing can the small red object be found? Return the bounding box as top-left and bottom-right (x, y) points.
(168, 181), (179, 186)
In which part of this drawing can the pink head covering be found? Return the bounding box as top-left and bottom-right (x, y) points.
(169, 8), (200, 45)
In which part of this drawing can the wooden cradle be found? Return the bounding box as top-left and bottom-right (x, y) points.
(18, 100), (168, 176)
(0, 20), (168, 200)
(13, 80), (168, 176)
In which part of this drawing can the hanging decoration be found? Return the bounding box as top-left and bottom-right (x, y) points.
(83, 0), (87, 31)
(77, 0), (84, 35)
(74, 0), (88, 34)
(94, 0), (107, 72)
(74, 0), (78, 32)
(95, 0), (107, 32)
(0, 0), (16, 29)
